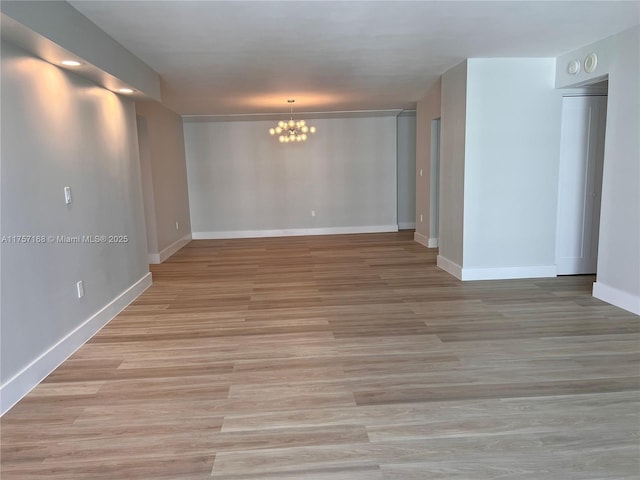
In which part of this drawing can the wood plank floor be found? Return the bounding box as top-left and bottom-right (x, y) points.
(2, 231), (639, 479)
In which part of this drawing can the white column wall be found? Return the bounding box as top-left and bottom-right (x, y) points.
(462, 58), (562, 279)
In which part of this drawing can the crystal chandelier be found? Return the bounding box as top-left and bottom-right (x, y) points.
(269, 99), (316, 143)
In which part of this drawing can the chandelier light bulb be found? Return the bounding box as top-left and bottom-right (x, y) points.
(309, 126), (316, 133)
(269, 128), (275, 135)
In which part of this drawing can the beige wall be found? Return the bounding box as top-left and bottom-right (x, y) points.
(438, 61), (468, 271)
(414, 79), (441, 247)
(135, 101), (191, 262)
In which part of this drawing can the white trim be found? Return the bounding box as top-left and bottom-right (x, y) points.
(398, 222), (416, 230)
(428, 237), (439, 248)
(414, 231), (430, 248)
(192, 225), (399, 240)
(183, 109), (403, 123)
(593, 281), (640, 315)
(437, 255), (462, 279)
(148, 233), (192, 264)
(0, 273), (153, 416)
(461, 265), (556, 281)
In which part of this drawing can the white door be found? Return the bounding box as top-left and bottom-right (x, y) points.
(556, 95), (607, 275)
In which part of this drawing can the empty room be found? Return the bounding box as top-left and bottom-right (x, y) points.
(1, 1), (639, 478)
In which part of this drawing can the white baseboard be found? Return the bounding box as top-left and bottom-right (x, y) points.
(414, 232), (429, 248)
(148, 233), (192, 264)
(593, 281), (640, 315)
(437, 255), (462, 279)
(461, 265), (557, 281)
(413, 232), (438, 248)
(398, 222), (416, 230)
(192, 225), (399, 240)
(437, 259), (556, 282)
(0, 272), (153, 416)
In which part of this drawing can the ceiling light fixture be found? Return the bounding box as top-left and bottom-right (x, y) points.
(117, 88), (134, 94)
(269, 99), (316, 143)
(61, 60), (82, 67)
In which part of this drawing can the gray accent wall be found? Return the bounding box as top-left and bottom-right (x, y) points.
(397, 112), (416, 228)
(0, 41), (149, 392)
(184, 116), (398, 235)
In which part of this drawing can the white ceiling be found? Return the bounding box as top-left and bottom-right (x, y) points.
(68, 1), (639, 116)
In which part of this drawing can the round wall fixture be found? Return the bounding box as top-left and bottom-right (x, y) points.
(567, 59), (581, 75)
(584, 53), (598, 73)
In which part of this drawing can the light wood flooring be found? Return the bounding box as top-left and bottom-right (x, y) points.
(2, 231), (639, 479)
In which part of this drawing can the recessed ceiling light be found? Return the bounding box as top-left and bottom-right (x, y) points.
(117, 88), (135, 94)
(61, 60), (82, 67)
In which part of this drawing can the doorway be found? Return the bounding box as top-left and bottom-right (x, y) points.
(556, 93), (607, 275)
